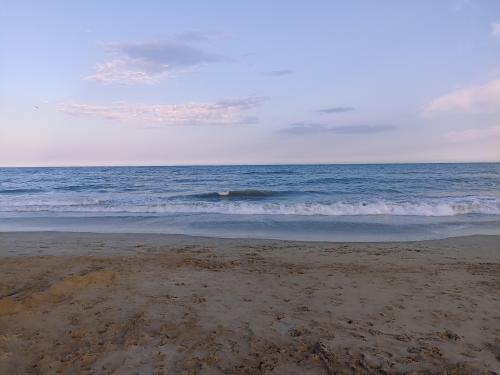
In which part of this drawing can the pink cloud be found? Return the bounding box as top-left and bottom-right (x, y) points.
(58, 97), (267, 126)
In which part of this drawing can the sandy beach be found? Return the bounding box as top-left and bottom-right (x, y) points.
(4, 0), (500, 373)
(0, 232), (499, 374)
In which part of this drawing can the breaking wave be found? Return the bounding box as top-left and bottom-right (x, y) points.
(1, 197), (499, 216)
(0, 188), (44, 194)
(193, 190), (281, 199)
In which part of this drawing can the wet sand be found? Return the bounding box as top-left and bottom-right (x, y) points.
(0, 232), (499, 374)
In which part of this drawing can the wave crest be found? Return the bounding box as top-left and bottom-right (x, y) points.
(1, 197), (499, 216)
(0, 188), (44, 194)
(194, 190), (278, 199)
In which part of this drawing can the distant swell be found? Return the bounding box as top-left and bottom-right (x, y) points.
(0, 188), (44, 194)
(194, 190), (280, 199)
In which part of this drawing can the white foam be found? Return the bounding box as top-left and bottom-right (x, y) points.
(1, 197), (499, 216)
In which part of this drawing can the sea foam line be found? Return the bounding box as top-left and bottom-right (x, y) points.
(0, 198), (499, 216)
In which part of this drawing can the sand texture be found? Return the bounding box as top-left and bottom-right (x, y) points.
(0, 232), (499, 374)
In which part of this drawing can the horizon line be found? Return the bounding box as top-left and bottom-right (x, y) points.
(1, 160), (499, 168)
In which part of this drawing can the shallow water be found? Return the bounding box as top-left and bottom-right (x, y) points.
(1, 163), (500, 241)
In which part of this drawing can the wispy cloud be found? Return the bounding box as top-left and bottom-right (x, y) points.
(422, 79), (500, 115)
(281, 123), (395, 135)
(174, 30), (217, 43)
(317, 106), (355, 114)
(492, 22), (500, 40)
(58, 97), (268, 126)
(262, 69), (294, 77)
(86, 58), (169, 84)
(86, 40), (227, 84)
(446, 125), (500, 142)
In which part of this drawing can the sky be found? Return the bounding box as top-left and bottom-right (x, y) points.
(1, 0), (500, 166)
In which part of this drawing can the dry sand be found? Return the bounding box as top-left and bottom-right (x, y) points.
(0, 232), (499, 374)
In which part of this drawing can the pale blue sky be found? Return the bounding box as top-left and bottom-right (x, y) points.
(1, 0), (500, 166)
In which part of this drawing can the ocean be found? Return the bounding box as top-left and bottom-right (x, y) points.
(1, 163), (500, 241)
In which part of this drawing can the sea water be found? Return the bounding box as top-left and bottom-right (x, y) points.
(1, 163), (500, 241)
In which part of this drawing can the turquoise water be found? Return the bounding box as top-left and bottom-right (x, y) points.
(1, 163), (500, 241)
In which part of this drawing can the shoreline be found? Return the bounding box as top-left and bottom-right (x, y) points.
(2, 230), (500, 243)
(2, 231), (500, 256)
(2, 230), (500, 246)
(1, 232), (499, 373)
(3, 216), (500, 243)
